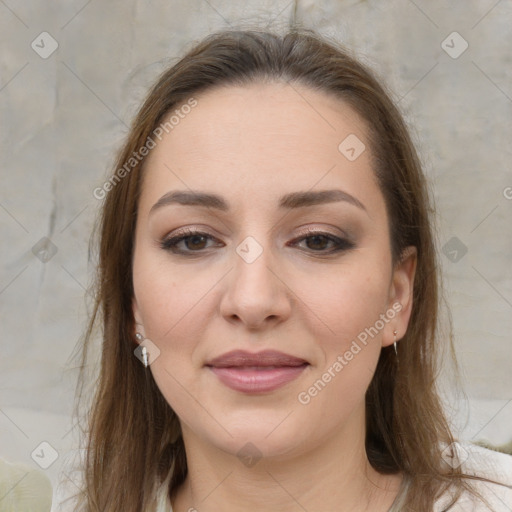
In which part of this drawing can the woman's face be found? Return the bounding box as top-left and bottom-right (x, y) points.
(132, 82), (416, 460)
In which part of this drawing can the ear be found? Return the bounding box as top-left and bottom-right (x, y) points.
(382, 246), (417, 348)
(132, 297), (146, 344)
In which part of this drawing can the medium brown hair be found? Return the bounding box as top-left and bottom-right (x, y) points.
(74, 28), (487, 511)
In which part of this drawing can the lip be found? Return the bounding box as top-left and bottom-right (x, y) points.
(205, 350), (309, 393)
(206, 349), (308, 368)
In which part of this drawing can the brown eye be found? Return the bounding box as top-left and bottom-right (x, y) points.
(183, 234), (208, 250)
(160, 229), (355, 256)
(160, 230), (222, 254)
(304, 234), (331, 251)
(289, 232), (355, 254)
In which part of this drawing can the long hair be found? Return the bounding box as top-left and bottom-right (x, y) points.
(73, 28), (485, 511)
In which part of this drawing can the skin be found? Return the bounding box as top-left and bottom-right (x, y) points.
(132, 82), (417, 512)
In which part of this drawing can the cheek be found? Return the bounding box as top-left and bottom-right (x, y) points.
(293, 268), (389, 433)
(299, 258), (391, 343)
(133, 253), (214, 346)
(294, 259), (390, 398)
(133, 260), (217, 421)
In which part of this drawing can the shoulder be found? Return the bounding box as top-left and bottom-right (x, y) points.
(435, 442), (512, 511)
(155, 468), (174, 512)
(155, 492), (172, 512)
(0, 457), (53, 511)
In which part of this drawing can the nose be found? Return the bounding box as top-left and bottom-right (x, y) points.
(219, 237), (293, 331)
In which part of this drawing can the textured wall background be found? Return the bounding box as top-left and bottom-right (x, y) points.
(1, 1), (511, 509)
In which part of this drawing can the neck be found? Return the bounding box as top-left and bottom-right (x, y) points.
(171, 406), (402, 512)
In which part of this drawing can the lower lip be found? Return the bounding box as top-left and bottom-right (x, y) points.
(208, 365), (308, 393)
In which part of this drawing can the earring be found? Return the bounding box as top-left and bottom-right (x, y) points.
(135, 332), (149, 368)
(393, 330), (399, 363)
(141, 346), (149, 368)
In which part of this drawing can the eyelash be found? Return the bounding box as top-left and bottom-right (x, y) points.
(159, 227), (355, 256)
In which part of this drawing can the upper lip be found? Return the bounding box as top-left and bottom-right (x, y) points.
(205, 350), (308, 368)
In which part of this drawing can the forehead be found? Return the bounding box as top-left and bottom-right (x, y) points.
(139, 82), (381, 215)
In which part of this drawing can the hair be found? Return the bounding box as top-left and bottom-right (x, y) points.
(72, 28), (494, 511)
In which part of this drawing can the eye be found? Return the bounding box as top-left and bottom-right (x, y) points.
(160, 227), (355, 256)
(160, 228), (223, 254)
(288, 229), (355, 254)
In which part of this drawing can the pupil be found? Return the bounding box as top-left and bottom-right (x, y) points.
(189, 235), (206, 249)
(308, 235), (327, 250)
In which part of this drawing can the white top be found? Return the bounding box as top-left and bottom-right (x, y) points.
(0, 457), (53, 512)
(156, 443), (512, 511)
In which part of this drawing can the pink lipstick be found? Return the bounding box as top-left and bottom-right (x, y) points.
(205, 350), (309, 393)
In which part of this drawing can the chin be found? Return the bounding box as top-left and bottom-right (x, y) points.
(197, 412), (310, 461)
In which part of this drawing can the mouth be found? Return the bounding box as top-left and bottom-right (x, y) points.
(205, 350), (309, 393)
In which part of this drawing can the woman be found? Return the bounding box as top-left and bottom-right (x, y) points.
(74, 29), (512, 511)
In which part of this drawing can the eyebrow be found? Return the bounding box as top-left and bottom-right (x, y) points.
(149, 189), (367, 214)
